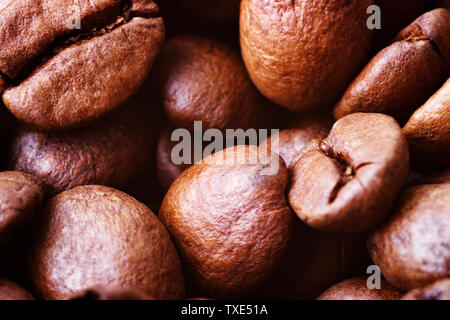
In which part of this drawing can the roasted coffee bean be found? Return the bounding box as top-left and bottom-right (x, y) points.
(0, 277), (35, 300)
(403, 79), (450, 171)
(0, 0), (165, 130)
(334, 8), (450, 122)
(401, 278), (450, 300)
(240, 0), (373, 111)
(154, 35), (269, 131)
(0, 0), (448, 303)
(159, 145), (294, 298)
(30, 185), (185, 299)
(8, 97), (155, 196)
(0, 171), (43, 247)
(368, 183), (450, 290)
(317, 277), (402, 300)
(289, 113), (409, 233)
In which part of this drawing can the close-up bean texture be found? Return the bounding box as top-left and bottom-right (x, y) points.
(0, 0), (448, 305)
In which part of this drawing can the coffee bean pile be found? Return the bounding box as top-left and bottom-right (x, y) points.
(0, 0), (448, 300)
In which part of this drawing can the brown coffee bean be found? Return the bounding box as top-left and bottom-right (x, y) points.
(368, 183), (450, 290)
(257, 220), (370, 300)
(70, 286), (152, 300)
(289, 113), (409, 233)
(0, 277), (35, 300)
(159, 145), (294, 298)
(179, 0), (240, 25)
(154, 35), (268, 131)
(0, 171), (43, 247)
(317, 277), (402, 300)
(403, 79), (450, 171)
(8, 97), (155, 196)
(240, 0), (373, 111)
(30, 185), (185, 300)
(0, 0), (165, 130)
(334, 8), (450, 121)
(0, 0), (446, 303)
(401, 278), (450, 300)
(259, 113), (332, 168)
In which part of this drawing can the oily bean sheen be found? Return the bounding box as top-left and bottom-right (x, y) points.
(317, 277), (402, 300)
(155, 36), (267, 131)
(0, 171), (43, 247)
(8, 99), (154, 196)
(0, 278), (35, 300)
(368, 183), (450, 290)
(288, 113), (409, 233)
(334, 9), (450, 121)
(403, 79), (450, 171)
(401, 278), (450, 300)
(240, 0), (373, 111)
(0, 0), (165, 130)
(30, 185), (185, 300)
(159, 145), (294, 298)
